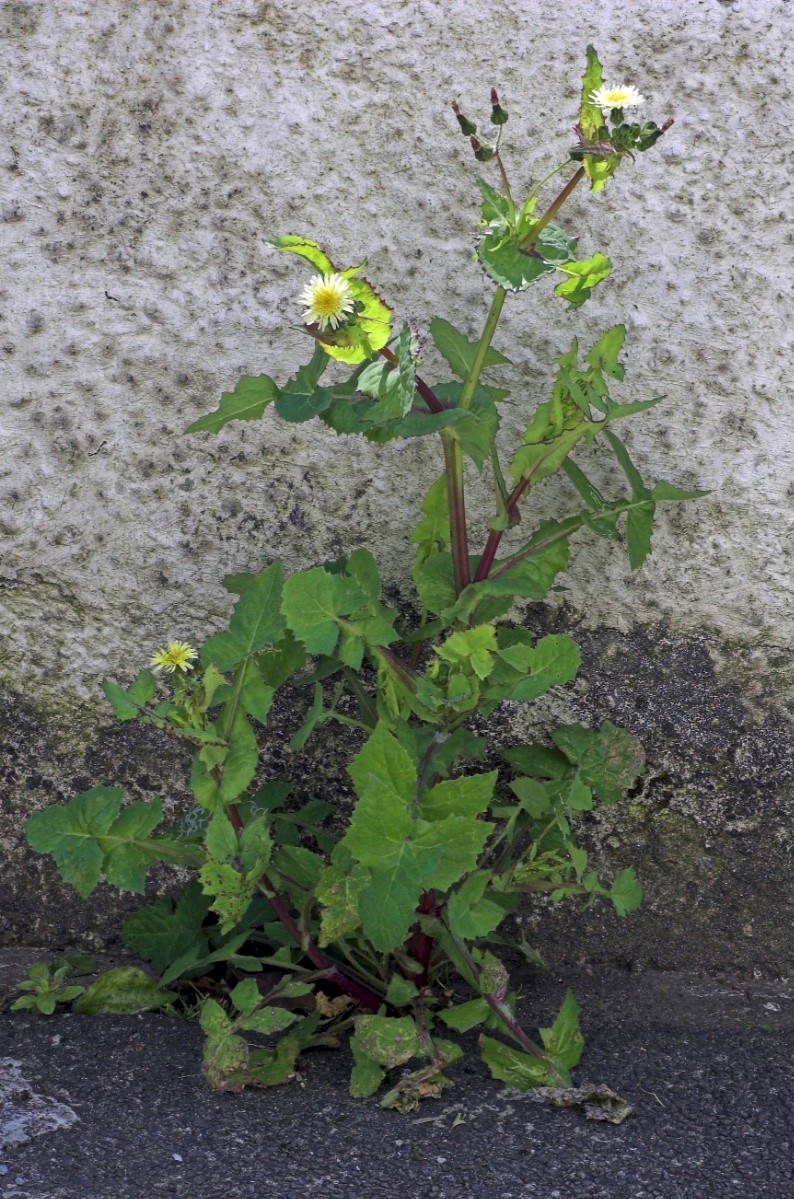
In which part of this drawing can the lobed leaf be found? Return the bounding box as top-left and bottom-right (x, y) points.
(187, 375), (280, 435)
(429, 317), (510, 381)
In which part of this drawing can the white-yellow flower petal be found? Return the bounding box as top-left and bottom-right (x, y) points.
(150, 641), (198, 673)
(300, 273), (355, 332)
(589, 83), (646, 110)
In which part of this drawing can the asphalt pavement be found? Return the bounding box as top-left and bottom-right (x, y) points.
(0, 961), (791, 1199)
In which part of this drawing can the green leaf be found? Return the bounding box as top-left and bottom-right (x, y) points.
(551, 721), (645, 803)
(385, 975), (419, 1007)
(274, 344), (334, 422)
(413, 813), (492, 891)
(479, 1035), (563, 1088)
(358, 847), (429, 953)
(419, 771), (498, 820)
(358, 324), (416, 425)
(73, 967), (173, 1015)
(411, 474), (449, 569)
(588, 324), (626, 381)
(626, 500), (655, 569)
(241, 1006), (298, 1037)
(562, 459), (606, 509)
(26, 788), (171, 898)
(540, 988), (584, 1072)
(348, 723), (416, 806)
(345, 548), (381, 603)
(438, 996), (491, 1033)
(217, 708), (258, 804)
(509, 422), (595, 487)
(238, 666), (274, 724)
(487, 634), (581, 703)
(475, 176), (512, 222)
(604, 397), (664, 421)
(288, 682), (329, 752)
(204, 810), (239, 861)
(414, 551), (457, 618)
(281, 566), (359, 656)
(451, 536), (571, 622)
(122, 883), (211, 976)
(349, 1041), (386, 1098)
(198, 861), (256, 934)
(429, 317), (510, 381)
(275, 385), (335, 423)
(101, 799), (166, 892)
(187, 375), (279, 435)
(353, 1014), (420, 1067)
(477, 232), (556, 292)
(447, 872), (507, 939)
(554, 253), (612, 307)
(229, 977), (261, 1014)
(272, 845), (324, 893)
(315, 862), (366, 946)
(201, 562), (286, 671)
(652, 480), (710, 502)
(102, 670), (157, 721)
(343, 775), (414, 869)
(610, 866), (643, 916)
(578, 47), (620, 193)
(257, 632), (308, 689)
(579, 46), (604, 141)
(269, 234), (333, 273)
(436, 625), (497, 681)
(239, 815), (272, 873)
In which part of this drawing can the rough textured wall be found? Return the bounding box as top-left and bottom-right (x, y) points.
(1, 0), (792, 970)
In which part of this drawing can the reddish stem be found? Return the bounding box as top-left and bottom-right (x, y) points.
(380, 347), (446, 415)
(407, 890), (438, 988)
(226, 801), (381, 1012)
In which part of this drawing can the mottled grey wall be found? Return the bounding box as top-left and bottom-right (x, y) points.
(1, 0), (791, 971)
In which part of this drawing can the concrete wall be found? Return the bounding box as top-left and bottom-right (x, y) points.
(1, 0), (791, 972)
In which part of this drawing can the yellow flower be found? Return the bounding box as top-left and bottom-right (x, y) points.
(589, 83), (645, 110)
(300, 272), (355, 332)
(150, 641), (198, 674)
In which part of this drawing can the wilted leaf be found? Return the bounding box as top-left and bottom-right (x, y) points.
(73, 967), (173, 1015)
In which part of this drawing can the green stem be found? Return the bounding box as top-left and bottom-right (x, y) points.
(494, 153), (515, 216)
(518, 166), (585, 250)
(343, 668), (378, 727)
(442, 286), (508, 596)
(459, 288), (506, 412)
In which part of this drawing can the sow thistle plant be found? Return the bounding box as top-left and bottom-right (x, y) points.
(26, 49), (702, 1114)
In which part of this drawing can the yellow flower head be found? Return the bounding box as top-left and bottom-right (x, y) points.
(589, 83), (646, 111)
(150, 641), (198, 674)
(300, 272), (355, 332)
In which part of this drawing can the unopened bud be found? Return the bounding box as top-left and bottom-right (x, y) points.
(451, 99), (477, 137)
(490, 86), (508, 125)
(470, 135), (494, 162)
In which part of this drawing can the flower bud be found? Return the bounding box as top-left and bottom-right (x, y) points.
(490, 86), (508, 125)
(451, 99), (477, 137)
(470, 135), (494, 162)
